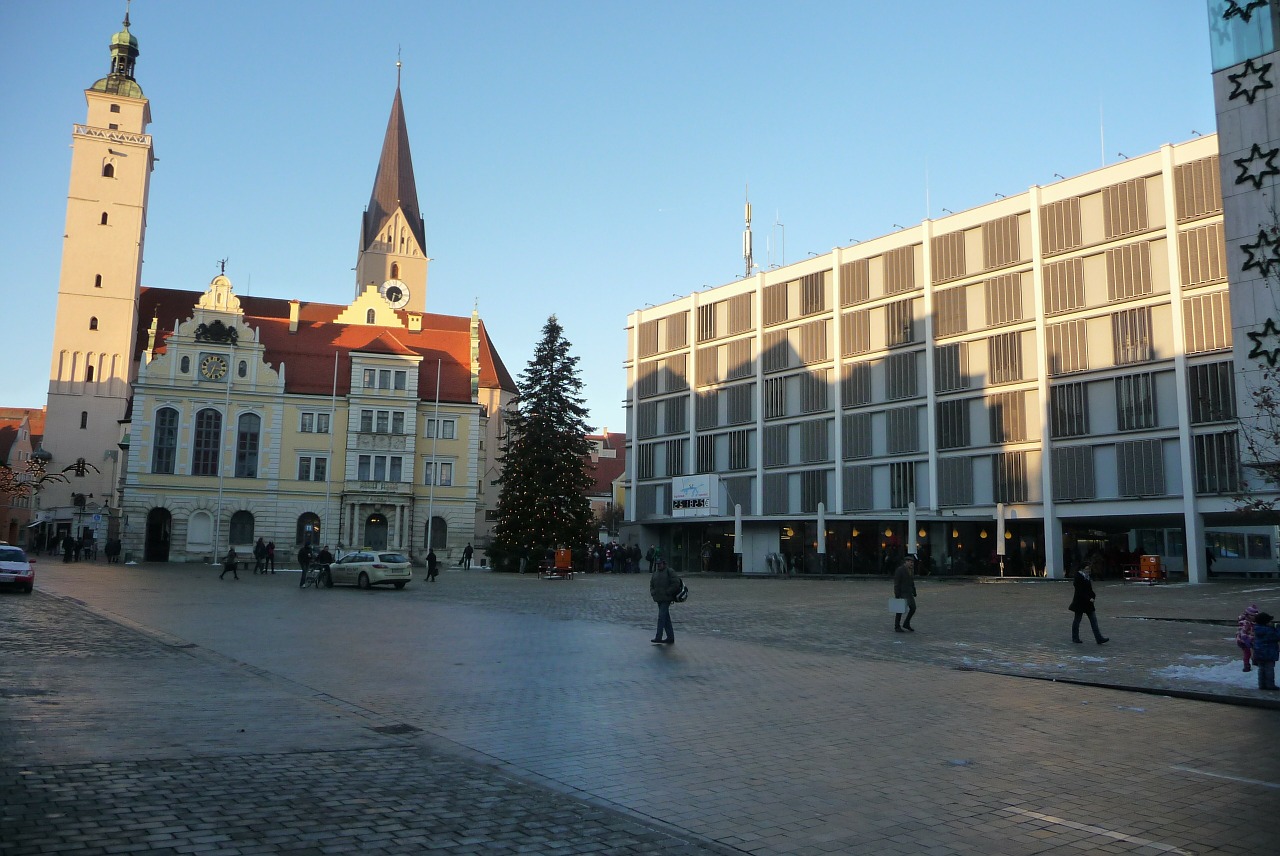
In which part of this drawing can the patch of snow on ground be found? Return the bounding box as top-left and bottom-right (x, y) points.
(1154, 657), (1258, 688)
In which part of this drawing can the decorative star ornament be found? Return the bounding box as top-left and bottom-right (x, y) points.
(1235, 143), (1280, 188)
(1247, 317), (1280, 366)
(1229, 57), (1273, 104)
(1242, 229), (1280, 277)
(1223, 0), (1268, 23)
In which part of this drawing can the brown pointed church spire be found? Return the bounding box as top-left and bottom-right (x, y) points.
(361, 85), (426, 255)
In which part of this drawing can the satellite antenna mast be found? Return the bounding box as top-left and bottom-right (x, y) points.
(742, 185), (754, 278)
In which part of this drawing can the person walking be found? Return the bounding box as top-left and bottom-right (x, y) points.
(1069, 560), (1109, 644)
(297, 544), (313, 588)
(462, 543), (473, 570)
(649, 559), (682, 644)
(220, 547), (239, 580)
(1251, 612), (1279, 691)
(893, 554), (917, 633)
(1237, 604), (1260, 672)
(426, 549), (439, 582)
(266, 541), (276, 573)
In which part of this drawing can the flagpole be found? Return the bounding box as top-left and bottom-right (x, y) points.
(324, 350), (339, 549)
(426, 358), (441, 555)
(212, 336), (235, 564)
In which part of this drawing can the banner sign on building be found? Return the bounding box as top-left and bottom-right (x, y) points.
(671, 475), (719, 517)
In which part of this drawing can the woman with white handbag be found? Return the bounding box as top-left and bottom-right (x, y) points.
(893, 555), (917, 633)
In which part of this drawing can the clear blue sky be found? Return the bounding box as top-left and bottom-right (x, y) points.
(1, 1), (1217, 434)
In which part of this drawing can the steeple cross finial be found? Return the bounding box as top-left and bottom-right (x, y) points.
(124, 0), (132, 29)
(396, 46), (402, 88)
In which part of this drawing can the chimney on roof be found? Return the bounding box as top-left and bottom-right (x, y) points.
(407, 312), (422, 333)
(289, 300), (300, 333)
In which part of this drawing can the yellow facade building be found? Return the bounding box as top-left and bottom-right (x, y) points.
(42, 14), (517, 565)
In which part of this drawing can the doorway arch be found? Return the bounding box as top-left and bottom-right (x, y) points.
(144, 507), (172, 562)
(365, 513), (388, 549)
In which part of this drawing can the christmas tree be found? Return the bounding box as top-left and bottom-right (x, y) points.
(491, 315), (595, 570)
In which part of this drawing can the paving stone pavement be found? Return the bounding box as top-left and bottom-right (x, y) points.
(5, 561), (1280, 855)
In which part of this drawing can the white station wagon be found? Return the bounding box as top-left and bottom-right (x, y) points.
(327, 550), (412, 590)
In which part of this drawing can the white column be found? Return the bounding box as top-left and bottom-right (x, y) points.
(1161, 144), (1207, 584)
(1028, 184), (1064, 579)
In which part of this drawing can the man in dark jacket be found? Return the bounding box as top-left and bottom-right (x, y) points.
(1251, 612), (1279, 691)
(1069, 562), (1109, 644)
(893, 555), (917, 633)
(649, 560), (682, 644)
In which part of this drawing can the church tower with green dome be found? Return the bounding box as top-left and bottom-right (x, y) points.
(41, 8), (155, 542)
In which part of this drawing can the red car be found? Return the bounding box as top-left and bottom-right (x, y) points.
(0, 545), (35, 594)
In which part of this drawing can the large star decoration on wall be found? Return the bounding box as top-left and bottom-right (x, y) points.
(1229, 57), (1273, 104)
(1242, 229), (1280, 277)
(1235, 143), (1280, 187)
(1223, 0), (1268, 23)
(1247, 318), (1280, 366)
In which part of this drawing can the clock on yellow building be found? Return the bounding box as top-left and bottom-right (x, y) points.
(199, 354), (228, 380)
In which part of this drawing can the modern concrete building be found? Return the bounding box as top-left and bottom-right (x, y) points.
(625, 131), (1277, 582)
(40, 13), (518, 565)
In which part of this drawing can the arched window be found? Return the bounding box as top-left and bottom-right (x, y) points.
(296, 512), (322, 546)
(85, 365), (95, 383)
(79, 411), (88, 430)
(229, 510), (254, 545)
(94, 274), (103, 288)
(152, 407), (179, 474)
(390, 262), (399, 279)
(89, 317), (98, 330)
(102, 163), (115, 178)
(180, 356), (190, 373)
(425, 516), (447, 550)
(192, 408), (221, 476)
(367, 309), (376, 324)
(238, 360), (247, 378)
(235, 413), (260, 478)
(186, 510), (213, 549)
(100, 212), (109, 225)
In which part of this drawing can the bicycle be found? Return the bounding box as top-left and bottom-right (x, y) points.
(302, 563), (329, 588)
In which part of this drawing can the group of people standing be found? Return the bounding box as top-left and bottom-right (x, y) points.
(251, 538), (276, 574)
(294, 543), (334, 587)
(591, 541), (641, 573)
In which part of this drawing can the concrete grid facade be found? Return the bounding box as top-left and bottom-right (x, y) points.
(626, 133), (1275, 582)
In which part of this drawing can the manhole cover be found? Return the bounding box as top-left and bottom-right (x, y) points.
(371, 723), (421, 735)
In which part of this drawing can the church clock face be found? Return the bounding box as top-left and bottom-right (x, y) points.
(199, 354), (228, 381)
(379, 278), (410, 310)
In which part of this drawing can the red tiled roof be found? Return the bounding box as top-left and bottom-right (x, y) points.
(136, 288), (518, 402)
(0, 408), (43, 464)
(584, 432), (627, 496)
